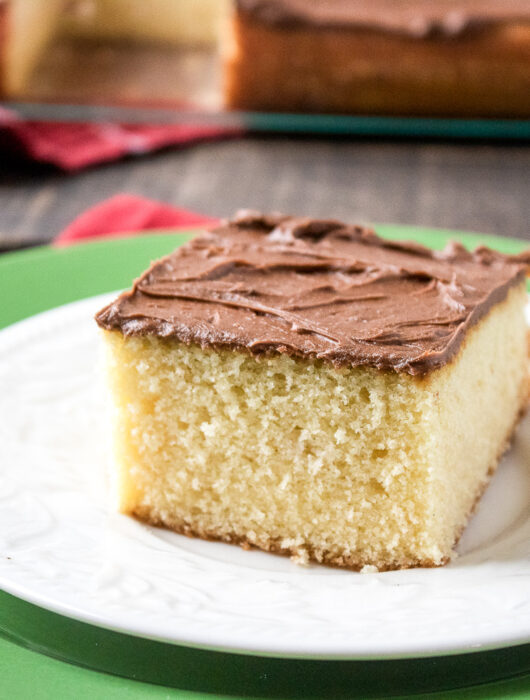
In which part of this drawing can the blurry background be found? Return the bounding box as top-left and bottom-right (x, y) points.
(0, 0), (529, 247)
(2, 137), (529, 250)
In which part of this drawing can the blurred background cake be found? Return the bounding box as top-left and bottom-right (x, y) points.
(1, 0), (529, 117)
(0, 0), (229, 100)
(224, 0), (530, 117)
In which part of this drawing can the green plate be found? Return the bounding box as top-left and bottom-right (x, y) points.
(0, 226), (529, 700)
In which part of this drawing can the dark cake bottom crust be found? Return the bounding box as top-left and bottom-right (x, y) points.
(132, 507), (444, 572)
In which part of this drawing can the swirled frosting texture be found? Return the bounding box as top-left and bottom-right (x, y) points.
(96, 213), (528, 375)
(236, 0), (530, 38)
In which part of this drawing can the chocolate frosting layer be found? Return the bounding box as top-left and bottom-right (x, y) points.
(96, 212), (529, 376)
(236, 0), (530, 38)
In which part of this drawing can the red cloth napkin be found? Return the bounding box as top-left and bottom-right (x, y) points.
(0, 107), (243, 171)
(54, 194), (217, 246)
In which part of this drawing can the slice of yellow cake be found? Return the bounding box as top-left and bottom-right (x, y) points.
(95, 213), (529, 570)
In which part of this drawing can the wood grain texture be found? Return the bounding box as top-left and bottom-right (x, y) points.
(0, 137), (529, 249)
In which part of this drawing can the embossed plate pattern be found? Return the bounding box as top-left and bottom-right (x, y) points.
(0, 293), (529, 659)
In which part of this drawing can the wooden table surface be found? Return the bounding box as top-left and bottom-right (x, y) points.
(1, 135), (529, 249)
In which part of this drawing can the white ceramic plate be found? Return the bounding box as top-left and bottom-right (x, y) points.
(0, 294), (529, 660)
